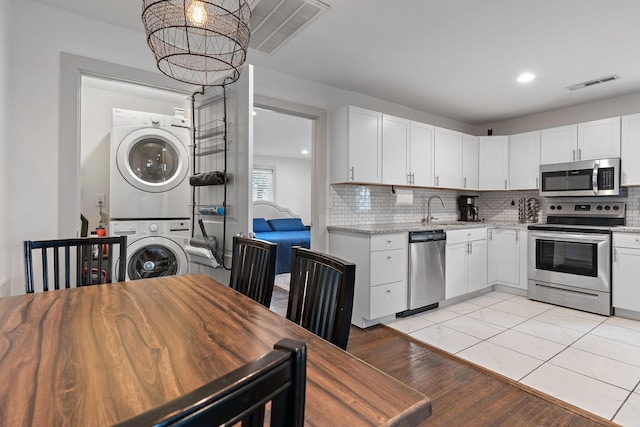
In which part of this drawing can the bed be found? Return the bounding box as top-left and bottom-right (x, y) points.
(253, 201), (311, 274)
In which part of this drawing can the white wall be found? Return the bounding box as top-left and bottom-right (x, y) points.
(81, 76), (189, 232)
(254, 155), (311, 224)
(479, 91), (640, 135)
(253, 66), (478, 135)
(0, 0), (10, 296)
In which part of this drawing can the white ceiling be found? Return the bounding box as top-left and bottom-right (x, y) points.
(253, 108), (313, 159)
(31, 0), (640, 126)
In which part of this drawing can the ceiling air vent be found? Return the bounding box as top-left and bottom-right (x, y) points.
(249, 0), (329, 55)
(567, 75), (620, 91)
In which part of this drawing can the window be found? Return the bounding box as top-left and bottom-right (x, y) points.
(253, 167), (274, 201)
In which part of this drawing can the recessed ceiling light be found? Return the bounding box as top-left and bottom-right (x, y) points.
(517, 73), (535, 83)
(301, 149), (309, 155)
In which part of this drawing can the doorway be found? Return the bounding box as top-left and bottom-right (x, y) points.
(253, 108), (313, 225)
(80, 76), (190, 233)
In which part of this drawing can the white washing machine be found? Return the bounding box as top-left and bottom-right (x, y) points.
(110, 220), (190, 280)
(110, 108), (191, 220)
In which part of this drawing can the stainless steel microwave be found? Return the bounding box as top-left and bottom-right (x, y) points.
(539, 158), (620, 197)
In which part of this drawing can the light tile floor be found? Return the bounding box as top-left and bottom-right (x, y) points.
(384, 291), (640, 426)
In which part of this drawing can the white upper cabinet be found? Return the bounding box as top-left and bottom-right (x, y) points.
(330, 106), (382, 184)
(462, 133), (479, 190)
(382, 114), (410, 185)
(509, 130), (541, 190)
(540, 124), (578, 164)
(478, 136), (509, 190)
(540, 118), (620, 165)
(434, 127), (463, 188)
(578, 117), (621, 161)
(621, 113), (640, 186)
(409, 121), (435, 187)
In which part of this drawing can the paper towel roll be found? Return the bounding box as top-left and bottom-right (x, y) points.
(395, 189), (414, 206)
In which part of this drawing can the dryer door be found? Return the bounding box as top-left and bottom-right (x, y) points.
(116, 128), (189, 193)
(125, 236), (188, 280)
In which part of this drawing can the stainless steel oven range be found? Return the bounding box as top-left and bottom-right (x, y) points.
(528, 201), (625, 316)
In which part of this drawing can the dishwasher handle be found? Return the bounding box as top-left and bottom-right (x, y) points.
(409, 230), (446, 243)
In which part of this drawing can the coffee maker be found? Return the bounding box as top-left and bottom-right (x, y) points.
(458, 195), (479, 221)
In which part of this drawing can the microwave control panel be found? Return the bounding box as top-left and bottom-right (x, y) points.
(598, 167), (615, 190)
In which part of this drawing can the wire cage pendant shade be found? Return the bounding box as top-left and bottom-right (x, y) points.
(142, 0), (251, 86)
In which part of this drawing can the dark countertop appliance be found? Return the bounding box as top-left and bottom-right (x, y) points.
(458, 195), (479, 222)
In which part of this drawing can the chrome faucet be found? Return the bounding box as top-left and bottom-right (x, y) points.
(422, 195), (445, 224)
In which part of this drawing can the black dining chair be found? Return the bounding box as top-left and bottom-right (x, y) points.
(229, 236), (278, 307)
(287, 247), (356, 350)
(114, 338), (307, 427)
(24, 236), (127, 293)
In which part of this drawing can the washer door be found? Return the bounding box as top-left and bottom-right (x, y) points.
(126, 237), (188, 280)
(116, 128), (189, 193)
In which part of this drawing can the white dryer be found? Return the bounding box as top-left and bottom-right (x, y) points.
(110, 108), (191, 220)
(110, 220), (190, 280)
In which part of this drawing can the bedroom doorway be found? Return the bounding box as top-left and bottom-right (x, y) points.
(253, 108), (313, 226)
(253, 99), (321, 290)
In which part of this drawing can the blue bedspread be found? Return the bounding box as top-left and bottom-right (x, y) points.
(255, 230), (311, 274)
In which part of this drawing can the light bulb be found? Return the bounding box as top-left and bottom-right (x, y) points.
(187, 0), (208, 26)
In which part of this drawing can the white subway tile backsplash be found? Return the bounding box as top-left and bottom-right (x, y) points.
(329, 185), (640, 227)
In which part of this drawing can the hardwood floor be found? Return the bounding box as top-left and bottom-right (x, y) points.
(271, 285), (616, 426)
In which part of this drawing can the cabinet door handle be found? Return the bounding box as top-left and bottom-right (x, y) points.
(614, 248), (618, 263)
(515, 231), (518, 242)
(464, 177), (467, 188)
(578, 148), (582, 160)
(623, 171), (627, 184)
(488, 230), (492, 240)
(435, 175), (440, 186)
(407, 173), (412, 185)
(572, 149), (576, 162)
(504, 179), (508, 190)
(350, 166), (355, 181)
(469, 242), (473, 255)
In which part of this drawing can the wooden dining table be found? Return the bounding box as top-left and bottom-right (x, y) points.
(0, 274), (431, 426)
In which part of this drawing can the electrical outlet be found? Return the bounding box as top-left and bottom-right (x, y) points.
(96, 193), (105, 207)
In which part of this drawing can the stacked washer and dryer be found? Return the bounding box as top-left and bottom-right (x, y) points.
(109, 108), (191, 280)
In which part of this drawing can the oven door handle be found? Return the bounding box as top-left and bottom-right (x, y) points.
(592, 162), (599, 195)
(528, 231), (609, 243)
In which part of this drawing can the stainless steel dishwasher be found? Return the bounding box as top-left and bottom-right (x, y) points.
(399, 230), (446, 316)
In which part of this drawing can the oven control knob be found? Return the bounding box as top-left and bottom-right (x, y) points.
(596, 205), (603, 210)
(613, 205), (620, 211)
(556, 205), (562, 210)
(549, 205), (556, 210)
(604, 205), (611, 211)
(149, 223), (159, 232)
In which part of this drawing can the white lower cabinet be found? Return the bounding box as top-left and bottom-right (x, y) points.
(488, 228), (519, 287)
(329, 231), (408, 327)
(613, 232), (640, 313)
(445, 228), (487, 299)
(487, 228), (527, 291)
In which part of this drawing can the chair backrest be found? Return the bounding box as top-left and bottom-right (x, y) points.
(114, 338), (307, 427)
(229, 236), (278, 307)
(24, 236), (128, 293)
(287, 247), (356, 350)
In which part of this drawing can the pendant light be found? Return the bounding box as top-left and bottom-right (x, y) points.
(142, 0), (251, 86)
